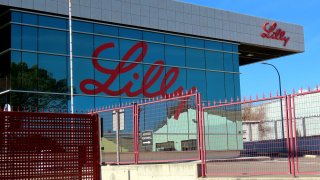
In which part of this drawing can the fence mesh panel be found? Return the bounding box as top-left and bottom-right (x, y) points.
(99, 106), (134, 164)
(293, 92), (320, 175)
(204, 97), (290, 176)
(138, 95), (198, 162)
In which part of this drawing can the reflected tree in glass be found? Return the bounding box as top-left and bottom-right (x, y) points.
(10, 62), (71, 110)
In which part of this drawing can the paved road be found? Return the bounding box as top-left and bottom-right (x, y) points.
(206, 157), (320, 177)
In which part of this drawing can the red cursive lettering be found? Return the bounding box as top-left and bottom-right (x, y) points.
(80, 41), (194, 119)
(261, 22), (290, 47)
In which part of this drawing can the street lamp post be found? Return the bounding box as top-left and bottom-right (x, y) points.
(68, 0), (74, 114)
(261, 62), (285, 144)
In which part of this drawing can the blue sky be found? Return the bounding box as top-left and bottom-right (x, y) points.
(180, 0), (320, 98)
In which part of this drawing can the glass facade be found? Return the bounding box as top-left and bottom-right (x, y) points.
(0, 11), (240, 109)
(0, 10), (241, 150)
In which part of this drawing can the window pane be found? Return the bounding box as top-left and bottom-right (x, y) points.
(11, 12), (21, 22)
(233, 54), (239, 72)
(225, 73), (235, 101)
(233, 44), (238, 52)
(22, 13), (37, 25)
(39, 16), (66, 29)
(38, 54), (67, 93)
(20, 52), (37, 91)
(73, 58), (94, 95)
(186, 48), (205, 69)
(187, 70), (206, 99)
(119, 39), (143, 62)
(120, 63), (143, 98)
(38, 94), (68, 110)
(39, 29), (67, 54)
(11, 25), (21, 49)
(206, 52), (223, 71)
(94, 60), (120, 96)
(205, 40), (222, 51)
(73, 95), (94, 111)
(10, 92), (38, 109)
(144, 43), (164, 64)
(165, 35), (184, 46)
(165, 45), (185, 67)
(223, 43), (233, 52)
(73, 20), (93, 33)
(186, 37), (204, 48)
(73, 33), (93, 57)
(94, 24), (118, 36)
(22, 26), (37, 51)
(234, 74), (240, 99)
(223, 53), (233, 72)
(166, 67), (186, 95)
(143, 31), (164, 43)
(94, 36), (119, 60)
(119, 28), (142, 39)
(143, 64), (165, 97)
(206, 71), (225, 101)
(10, 51), (22, 90)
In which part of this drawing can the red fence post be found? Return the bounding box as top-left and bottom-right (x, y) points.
(196, 93), (206, 177)
(133, 103), (139, 164)
(288, 95), (296, 177)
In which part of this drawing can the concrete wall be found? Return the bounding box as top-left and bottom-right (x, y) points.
(101, 162), (200, 180)
(0, 0), (304, 52)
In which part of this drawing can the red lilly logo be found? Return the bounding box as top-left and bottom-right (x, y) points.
(80, 41), (195, 119)
(261, 22), (290, 47)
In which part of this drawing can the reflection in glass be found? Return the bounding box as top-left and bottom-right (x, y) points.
(39, 28), (67, 54)
(73, 33), (94, 57)
(185, 37), (204, 48)
(223, 53), (233, 72)
(205, 40), (222, 51)
(165, 45), (185, 67)
(206, 52), (223, 71)
(94, 24), (118, 36)
(143, 31), (164, 43)
(22, 26), (37, 51)
(38, 54), (67, 93)
(187, 70), (206, 99)
(206, 71), (225, 101)
(39, 15), (66, 29)
(11, 24), (21, 49)
(186, 48), (205, 68)
(119, 28), (142, 39)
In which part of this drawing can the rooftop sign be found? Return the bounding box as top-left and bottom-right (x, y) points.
(261, 22), (290, 47)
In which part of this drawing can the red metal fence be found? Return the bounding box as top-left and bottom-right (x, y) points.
(292, 89), (320, 176)
(95, 91), (205, 165)
(202, 88), (320, 177)
(93, 87), (320, 178)
(0, 111), (100, 179)
(203, 95), (291, 176)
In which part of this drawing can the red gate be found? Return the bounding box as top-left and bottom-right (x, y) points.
(0, 111), (100, 179)
(95, 90), (204, 165)
(292, 88), (320, 175)
(202, 95), (292, 177)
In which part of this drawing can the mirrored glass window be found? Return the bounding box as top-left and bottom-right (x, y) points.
(186, 48), (205, 69)
(39, 29), (67, 54)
